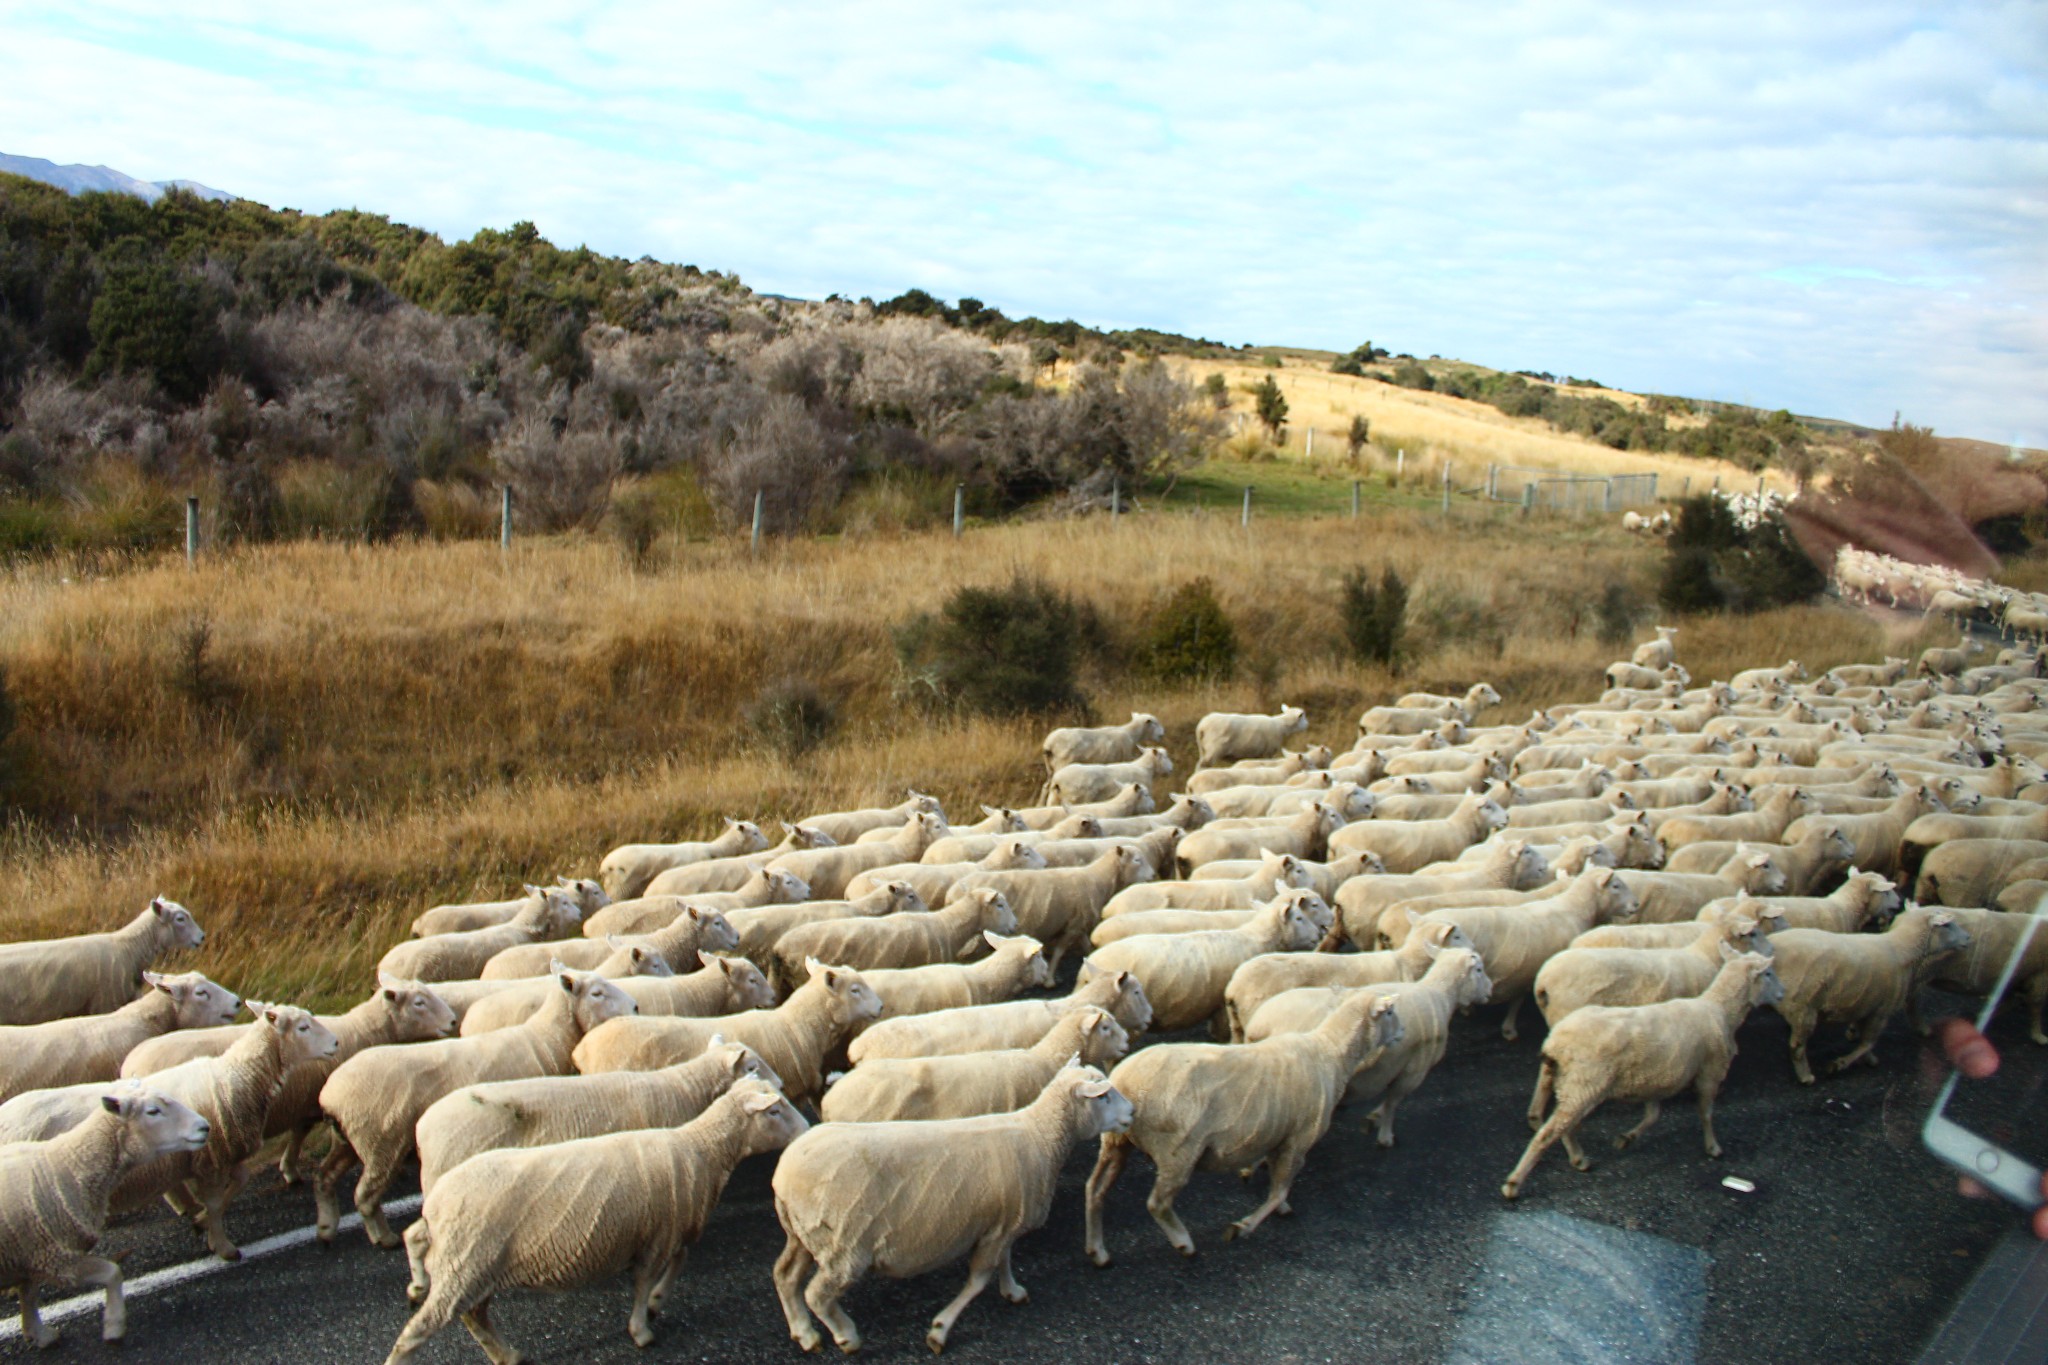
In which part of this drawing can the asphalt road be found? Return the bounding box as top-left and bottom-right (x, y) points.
(5, 984), (2037, 1365)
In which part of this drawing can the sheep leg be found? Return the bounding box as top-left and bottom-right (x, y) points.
(354, 1144), (405, 1249)
(995, 1244), (1028, 1305)
(1500, 992), (1525, 1042)
(800, 1260), (864, 1356)
(1143, 1152), (1201, 1258)
(1526, 1058), (1557, 1131)
(314, 1132), (362, 1243)
(1225, 1143), (1304, 1241)
(458, 1297), (523, 1365)
(1613, 1100), (1661, 1151)
(772, 1231), (824, 1353)
(17, 1279), (53, 1348)
(1783, 1008), (1819, 1085)
(647, 1247), (687, 1317)
(197, 1164), (252, 1260)
(628, 1251), (663, 1348)
(1826, 1013), (1887, 1074)
(64, 1256), (124, 1343)
(1083, 1134), (1131, 1267)
(1906, 990), (1930, 1037)
(2027, 976), (2047, 1046)
(926, 1236), (1005, 1354)
(403, 1218), (432, 1305)
(1502, 1117), (1567, 1200)
(1373, 1069), (1426, 1148)
(278, 1120), (317, 1185)
(1696, 1078), (1724, 1157)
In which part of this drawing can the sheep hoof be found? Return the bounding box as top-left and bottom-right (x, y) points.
(999, 1284), (1029, 1306)
(1277, 1200), (1293, 1217)
(1500, 1182), (1521, 1201)
(216, 1246), (242, 1263)
(1376, 1133), (1395, 1150)
(1569, 1155), (1593, 1172)
(1223, 1223), (1243, 1243)
(1705, 1143), (1723, 1158)
(924, 1325), (947, 1354)
(792, 1328), (824, 1353)
(1613, 1136), (1633, 1151)
(1087, 1248), (1112, 1269)
(630, 1323), (656, 1347)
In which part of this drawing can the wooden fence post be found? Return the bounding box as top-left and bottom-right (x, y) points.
(953, 484), (964, 538)
(750, 489), (764, 554)
(499, 486), (511, 551)
(1241, 485), (1252, 528)
(186, 496), (199, 566)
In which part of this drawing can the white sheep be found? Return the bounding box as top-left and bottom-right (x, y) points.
(612, 954), (779, 1020)
(1394, 682), (1502, 713)
(1080, 890), (1328, 1034)
(722, 880), (929, 963)
(1358, 702), (1471, 737)
(1914, 906), (2048, 1044)
(1697, 869), (1901, 932)
(769, 812), (949, 900)
(1631, 626), (1679, 670)
(1042, 713), (1167, 774)
(1242, 944), (1492, 1146)
(1041, 746), (1174, 806)
(855, 932), (1053, 1018)
(843, 837), (1047, 905)
(0, 897), (205, 1026)
(1663, 822), (1857, 896)
(598, 817), (769, 900)
(1532, 914), (1777, 1026)
(768, 888), (1018, 991)
(1174, 802), (1347, 874)
(0, 971), (240, 1103)
(795, 790), (946, 846)
(772, 1065), (1133, 1355)
(640, 828), (834, 899)
(948, 845), (1154, 973)
(1501, 950), (1781, 1199)
(1101, 849), (1313, 918)
(572, 960), (882, 1107)
(584, 868), (810, 936)
(314, 967), (637, 1247)
(376, 888), (583, 982)
(1194, 705), (1309, 768)
(410, 877), (610, 937)
(479, 906), (737, 980)
(1617, 847), (1790, 922)
(1326, 789), (1507, 873)
(1331, 836), (1550, 949)
(846, 970), (1154, 1062)
(1913, 836), (2048, 908)
(1765, 907), (1971, 1082)
(453, 943), (676, 1034)
(1223, 921), (1473, 1042)
(414, 1037), (782, 1192)
(0, 1086), (210, 1347)
(820, 1005), (1129, 1123)
(1082, 992), (1401, 1263)
(388, 1079), (807, 1362)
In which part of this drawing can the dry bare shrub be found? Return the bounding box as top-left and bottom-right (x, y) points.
(490, 414), (622, 530)
(413, 478), (498, 539)
(702, 392), (848, 532)
(850, 317), (993, 439)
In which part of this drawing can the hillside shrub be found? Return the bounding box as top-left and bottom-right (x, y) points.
(1253, 376), (1288, 436)
(1347, 416), (1371, 459)
(745, 677), (839, 760)
(894, 575), (1088, 717)
(1657, 494), (1823, 615)
(1341, 565), (1408, 666)
(1595, 581), (1644, 647)
(1136, 578), (1238, 683)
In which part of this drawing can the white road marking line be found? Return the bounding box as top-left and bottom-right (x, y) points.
(0, 1195), (424, 1343)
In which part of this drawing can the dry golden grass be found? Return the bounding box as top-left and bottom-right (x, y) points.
(1176, 357), (1797, 494)
(0, 505), (1895, 1008)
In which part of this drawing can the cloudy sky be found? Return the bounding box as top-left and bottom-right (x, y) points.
(3, 3), (2043, 443)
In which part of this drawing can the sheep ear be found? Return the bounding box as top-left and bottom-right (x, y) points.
(706, 1032), (726, 1048)
(1078, 1075), (1115, 1099)
(143, 971), (170, 991)
(742, 1090), (783, 1113)
(1718, 940), (1742, 962)
(264, 1006), (281, 1025)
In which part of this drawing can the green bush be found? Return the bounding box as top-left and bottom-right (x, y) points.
(894, 575), (1088, 717)
(606, 483), (669, 570)
(1390, 360), (1435, 392)
(1253, 376), (1288, 436)
(745, 677), (839, 760)
(1341, 566), (1408, 666)
(1136, 578), (1238, 683)
(1656, 494), (1822, 615)
(1595, 582), (1644, 647)
(1347, 415), (1371, 458)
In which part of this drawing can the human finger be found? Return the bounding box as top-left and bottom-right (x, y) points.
(1937, 1017), (2000, 1079)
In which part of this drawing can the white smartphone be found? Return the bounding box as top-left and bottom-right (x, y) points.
(1922, 902), (2047, 1211)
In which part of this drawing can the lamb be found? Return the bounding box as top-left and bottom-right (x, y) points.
(1532, 914), (1778, 1026)
(584, 868), (809, 936)
(1631, 626), (1680, 670)
(1656, 786), (1815, 852)
(796, 791), (946, 846)
(723, 880), (929, 963)
(1041, 747), (1174, 806)
(847, 969), (1154, 1063)
(1089, 793), (1217, 837)
(1920, 644), (1988, 678)
(572, 961), (882, 1107)
(0, 897), (205, 1026)
(1914, 907), (2048, 1043)
(1101, 849), (1312, 918)
(1223, 921), (1473, 1041)
(820, 1006), (1129, 1123)
(1175, 802), (1347, 873)
(1043, 713), (1167, 774)
(615, 954), (779, 1019)
(480, 906), (737, 980)
(1730, 660), (1808, 689)
(1618, 846), (1790, 922)
(388, 1080), (807, 1362)
(0, 1086), (211, 1348)
(1411, 866), (1642, 1038)
(411, 877), (611, 937)
(1914, 838), (2048, 907)
(769, 888), (1019, 991)
(1501, 951), (1781, 1199)
(0, 971), (240, 1104)
(1195, 704), (1309, 767)
(770, 811), (949, 900)
(414, 1038), (782, 1193)
(1083, 993), (1401, 1265)
(1326, 789), (1508, 873)
(855, 932), (1053, 1018)
(774, 1065), (1133, 1355)
(1080, 891), (1329, 1034)
(0, 1004), (341, 1260)
(1663, 821), (1857, 895)
(1605, 662), (1688, 692)
(1330, 836), (1551, 950)
(948, 845), (1155, 972)
(376, 888), (583, 982)
(598, 817), (769, 900)
(1242, 945), (1491, 1146)
(314, 967), (638, 1247)
(1764, 907), (1972, 1082)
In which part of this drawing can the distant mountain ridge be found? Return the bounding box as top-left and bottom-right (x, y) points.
(0, 152), (234, 203)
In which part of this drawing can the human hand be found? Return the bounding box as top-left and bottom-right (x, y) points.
(1939, 1017), (2048, 1239)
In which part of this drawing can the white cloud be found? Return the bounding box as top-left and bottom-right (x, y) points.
(0, 1), (2041, 441)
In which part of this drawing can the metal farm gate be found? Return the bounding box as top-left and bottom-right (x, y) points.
(1484, 466), (1659, 513)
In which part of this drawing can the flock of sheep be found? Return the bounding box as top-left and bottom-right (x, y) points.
(1834, 545), (2048, 646)
(5, 624), (2048, 1361)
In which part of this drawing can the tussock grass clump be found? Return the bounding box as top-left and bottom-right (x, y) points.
(1136, 579), (1237, 683)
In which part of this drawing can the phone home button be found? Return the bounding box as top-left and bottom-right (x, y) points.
(1976, 1149), (2002, 1175)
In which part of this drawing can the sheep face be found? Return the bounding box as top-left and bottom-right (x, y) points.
(1591, 868), (1640, 924)
(809, 964), (884, 1028)
(1476, 797), (1509, 835)
(1333, 786), (1377, 820)
(768, 871), (812, 903)
(728, 819), (770, 853)
(1927, 912), (1971, 958)
(1365, 996), (1406, 1052)
(1076, 1008), (1131, 1068)
(1115, 846), (1155, 888)
(1133, 713), (1166, 746)
(987, 933), (1053, 989)
(144, 971), (242, 1028)
(885, 882), (930, 914)
(787, 824), (837, 850)
(1179, 795), (1218, 827)
(715, 1041), (784, 1092)
(376, 978), (459, 1040)
(105, 1086), (211, 1157)
(557, 877), (610, 912)
(709, 954), (780, 1009)
(1743, 854), (1791, 897)
(687, 908), (742, 955)
(909, 791), (946, 820)
(733, 1078), (811, 1153)
(1071, 1068), (1135, 1138)
(150, 896), (205, 950)
(259, 1004), (341, 1065)
(562, 971), (638, 1030)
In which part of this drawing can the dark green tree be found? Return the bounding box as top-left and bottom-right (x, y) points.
(1253, 375), (1288, 437)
